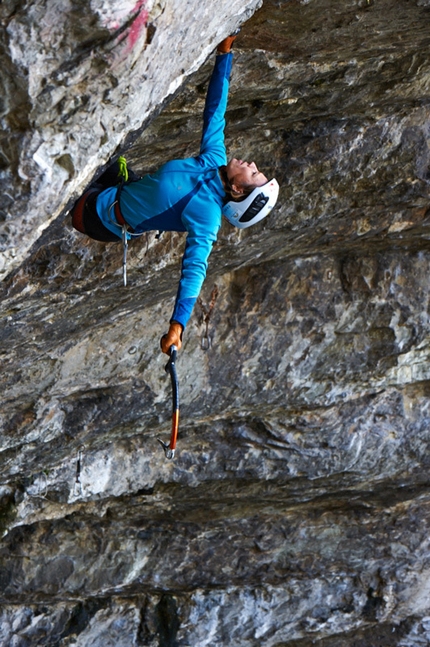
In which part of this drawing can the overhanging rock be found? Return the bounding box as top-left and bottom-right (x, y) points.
(0, 0), (261, 277)
(2, 0), (430, 645)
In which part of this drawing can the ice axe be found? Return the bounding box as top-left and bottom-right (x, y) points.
(157, 345), (179, 459)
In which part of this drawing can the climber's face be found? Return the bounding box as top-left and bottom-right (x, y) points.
(226, 158), (268, 194)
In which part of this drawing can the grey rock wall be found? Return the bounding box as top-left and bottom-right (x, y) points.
(1, 0), (430, 645)
(0, 0), (260, 276)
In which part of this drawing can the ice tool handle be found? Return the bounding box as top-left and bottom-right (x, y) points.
(158, 345), (179, 460)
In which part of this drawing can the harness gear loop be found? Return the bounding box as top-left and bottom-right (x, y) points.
(104, 157), (142, 238)
(102, 157), (143, 286)
(157, 345), (180, 460)
(113, 162), (135, 234)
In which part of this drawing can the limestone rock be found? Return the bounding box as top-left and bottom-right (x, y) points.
(1, 0), (430, 645)
(0, 0), (260, 276)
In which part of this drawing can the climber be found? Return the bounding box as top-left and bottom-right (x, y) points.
(71, 32), (279, 355)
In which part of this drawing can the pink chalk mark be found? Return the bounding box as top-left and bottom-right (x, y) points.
(127, 0), (149, 51)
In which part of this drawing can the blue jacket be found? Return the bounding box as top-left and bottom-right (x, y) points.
(96, 52), (233, 328)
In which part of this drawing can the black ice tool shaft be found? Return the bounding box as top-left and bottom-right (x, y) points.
(157, 345), (179, 459)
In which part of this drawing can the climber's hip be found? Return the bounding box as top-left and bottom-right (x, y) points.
(71, 189), (120, 243)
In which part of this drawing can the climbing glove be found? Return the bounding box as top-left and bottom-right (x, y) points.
(217, 30), (239, 54)
(160, 322), (183, 354)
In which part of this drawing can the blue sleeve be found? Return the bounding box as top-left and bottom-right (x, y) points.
(199, 52), (233, 167)
(170, 228), (218, 329)
(170, 197), (221, 328)
(171, 297), (196, 328)
(169, 54), (232, 328)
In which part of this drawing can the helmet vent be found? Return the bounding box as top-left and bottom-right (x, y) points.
(238, 193), (269, 223)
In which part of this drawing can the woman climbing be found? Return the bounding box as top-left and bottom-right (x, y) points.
(71, 33), (279, 354)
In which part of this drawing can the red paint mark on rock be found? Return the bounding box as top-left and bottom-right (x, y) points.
(127, 0), (149, 52)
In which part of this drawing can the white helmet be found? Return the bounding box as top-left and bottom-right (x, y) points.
(222, 178), (279, 229)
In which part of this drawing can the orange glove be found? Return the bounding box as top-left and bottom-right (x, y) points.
(217, 31), (239, 54)
(160, 322), (183, 354)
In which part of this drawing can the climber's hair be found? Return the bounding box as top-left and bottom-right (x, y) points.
(219, 165), (254, 202)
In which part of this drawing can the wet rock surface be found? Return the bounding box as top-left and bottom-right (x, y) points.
(1, 0), (430, 645)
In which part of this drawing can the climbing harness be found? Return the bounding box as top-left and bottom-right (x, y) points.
(116, 156), (132, 287)
(105, 156), (143, 286)
(157, 345), (180, 460)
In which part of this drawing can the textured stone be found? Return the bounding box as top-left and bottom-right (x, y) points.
(0, 0), (260, 275)
(1, 0), (430, 645)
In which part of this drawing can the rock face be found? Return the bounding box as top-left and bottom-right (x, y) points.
(0, 0), (259, 276)
(1, 0), (430, 645)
